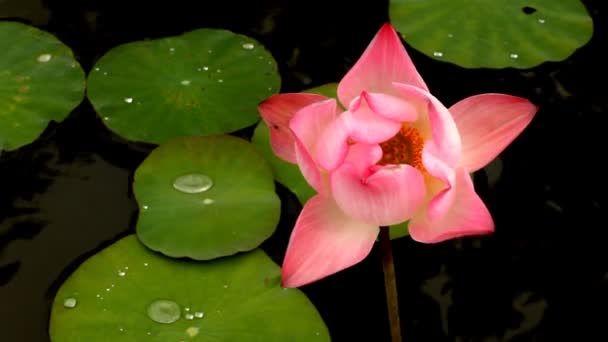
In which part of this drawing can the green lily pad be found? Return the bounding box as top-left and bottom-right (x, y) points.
(87, 28), (280, 144)
(49, 235), (330, 341)
(306, 82), (339, 100)
(389, 0), (593, 68)
(134, 135), (280, 260)
(251, 121), (316, 204)
(0, 21), (85, 150)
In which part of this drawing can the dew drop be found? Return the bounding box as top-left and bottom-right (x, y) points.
(118, 270), (126, 277)
(124, 97), (134, 104)
(216, 69), (222, 73)
(37, 53), (52, 63)
(203, 66), (209, 71)
(194, 311), (204, 319)
(433, 51), (444, 57)
(203, 198), (214, 205)
(447, 33), (454, 38)
(538, 18), (545, 24)
(144, 262), (149, 267)
(94, 67), (100, 71)
(184, 307), (190, 312)
(147, 299), (181, 324)
(509, 53), (519, 59)
(169, 47), (175, 54)
(173, 173), (213, 193)
(242, 43), (255, 50)
(217, 79), (224, 83)
(181, 80), (191, 86)
(185, 313), (194, 320)
(103, 117), (110, 121)
(63, 298), (77, 308)
(119, 327), (124, 332)
(186, 326), (200, 337)
(223, 284), (229, 289)
(142, 205), (149, 210)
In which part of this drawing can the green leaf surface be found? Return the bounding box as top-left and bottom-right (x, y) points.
(87, 28), (280, 144)
(134, 135), (280, 260)
(251, 121), (316, 204)
(49, 235), (330, 341)
(0, 21), (85, 150)
(389, 0), (593, 68)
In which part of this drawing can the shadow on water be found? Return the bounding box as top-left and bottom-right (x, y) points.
(1, 0), (607, 341)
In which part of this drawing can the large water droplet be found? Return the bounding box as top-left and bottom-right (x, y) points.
(37, 53), (52, 63)
(173, 174), (213, 194)
(63, 298), (77, 308)
(242, 43), (255, 50)
(147, 299), (181, 324)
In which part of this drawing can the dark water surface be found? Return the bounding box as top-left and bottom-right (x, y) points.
(1, 0), (606, 341)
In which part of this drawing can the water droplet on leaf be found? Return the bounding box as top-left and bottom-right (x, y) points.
(185, 313), (194, 320)
(147, 299), (181, 324)
(433, 51), (444, 57)
(181, 80), (191, 86)
(37, 54), (52, 63)
(124, 97), (133, 103)
(194, 311), (204, 318)
(242, 43), (255, 50)
(509, 53), (519, 59)
(63, 298), (77, 308)
(173, 174), (213, 194)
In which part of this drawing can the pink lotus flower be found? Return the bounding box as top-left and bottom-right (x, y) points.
(258, 23), (537, 288)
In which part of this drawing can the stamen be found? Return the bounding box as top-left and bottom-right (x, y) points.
(378, 126), (425, 171)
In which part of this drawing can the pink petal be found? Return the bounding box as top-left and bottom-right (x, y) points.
(394, 82), (462, 168)
(290, 99), (348, 173)
(449, 94), (537, 172)
(408, 168), (494, 243)
(344, 94), (402, 144)
(361, 91), (419, 122)
(338, 23), (429, 107)
(344, 143), (383, 179)
(293, 136), (324, 193)
(259, 93), (329, 163)
(331, 163), (426, 226)
(281, 194), (379, 288)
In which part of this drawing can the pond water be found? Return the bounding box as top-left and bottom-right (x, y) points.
(1, 0), (606, 341)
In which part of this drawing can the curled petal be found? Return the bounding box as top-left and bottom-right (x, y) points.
(450, 94), (537, 172)
(394, 83), (462, 168)
(331, 163), (426, 226)
(345, 95), (402, 144)
(282, 195), (379, 288)
(361, 91), (418, 122)
(344, 143), (383, 179)
(409, 168), (494, 243)
(338, 23), (428, 107)
(259, 93), (329, 163)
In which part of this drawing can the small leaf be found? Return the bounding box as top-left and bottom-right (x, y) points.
(134, 135), (280, 260)
(87, 28), (280, 144)
(49, 235), (330, 341)
(0, 22), (85, 150)
(389, 0), (593, 68)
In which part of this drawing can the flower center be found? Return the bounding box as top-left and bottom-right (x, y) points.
(378, 126), (425, 170)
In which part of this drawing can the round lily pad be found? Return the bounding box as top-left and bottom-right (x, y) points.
(251, 121), (316, 204)
(49, 235), (330, 341)
(87, 28), (280, 144)
(134, 135), (280, 260)
(389, 0), (593, 68)
(0, 21), (85, 150)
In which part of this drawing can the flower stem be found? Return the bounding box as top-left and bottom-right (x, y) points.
(379, 227), (402, 342)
